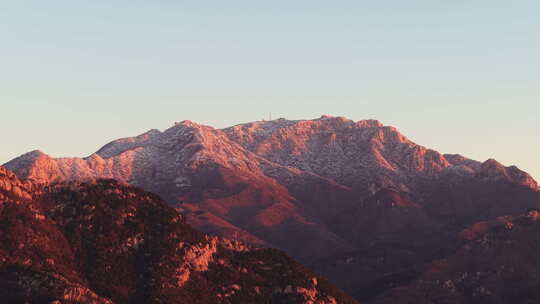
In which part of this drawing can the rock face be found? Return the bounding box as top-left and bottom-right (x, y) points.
(0, 166), (32, 202)
(0, 168), (357, 304)
(223, 117), (449, 187)
(372, 210), (540, 304)
(4, 115), (540, 302)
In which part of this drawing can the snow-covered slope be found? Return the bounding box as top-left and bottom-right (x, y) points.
(4, 115), (539, 301)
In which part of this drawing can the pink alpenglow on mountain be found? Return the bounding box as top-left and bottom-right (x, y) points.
(4, 116), (540, 302)
(0, 166), (357, 304)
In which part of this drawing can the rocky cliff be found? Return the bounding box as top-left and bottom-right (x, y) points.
(4, 115), (539, 302)
(0, 168), (357, 303)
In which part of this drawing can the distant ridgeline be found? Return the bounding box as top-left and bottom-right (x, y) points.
(4, 115), (540, 302)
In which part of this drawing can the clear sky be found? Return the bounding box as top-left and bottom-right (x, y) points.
(1, 1), (539, 180)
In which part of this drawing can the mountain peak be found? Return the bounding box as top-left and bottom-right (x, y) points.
(22, 149), (49, 159)
(357, 119), (384, 128)
(3, 116), (540, 303)
(477, 159), (538, 189)
(312, 115), (384, 128)
(174, 120), (209, 129)
(3, 150), (54, 181)
(5, 117), (537, 192)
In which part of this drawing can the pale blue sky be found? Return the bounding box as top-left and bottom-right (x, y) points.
(1, 1), (539, 179)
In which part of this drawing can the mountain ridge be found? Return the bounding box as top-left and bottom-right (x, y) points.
(4, 115), (539, 302)
(0, 166), (356, 303)
(7, 116), (536, 190)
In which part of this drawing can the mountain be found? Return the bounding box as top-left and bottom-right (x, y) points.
(372, 209), (540, 304)
(0, 166), (356, 303)
(5, 115), (540, 301)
